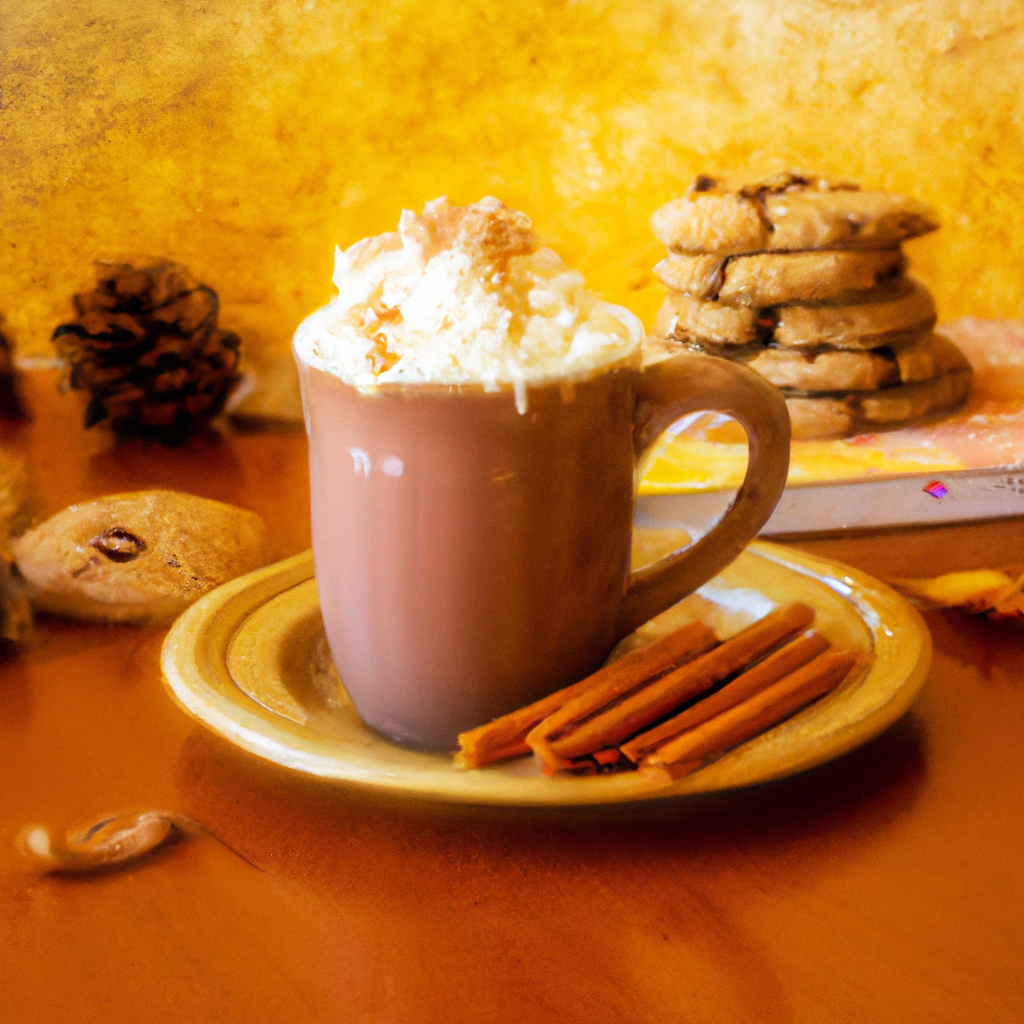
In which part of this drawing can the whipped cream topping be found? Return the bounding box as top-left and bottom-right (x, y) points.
(294, 197), (643, 397)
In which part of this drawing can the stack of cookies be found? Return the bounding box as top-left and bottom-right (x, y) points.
(651, 173), (972, 439)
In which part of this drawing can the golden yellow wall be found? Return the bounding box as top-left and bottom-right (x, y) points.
(3, 0), (1023, 376)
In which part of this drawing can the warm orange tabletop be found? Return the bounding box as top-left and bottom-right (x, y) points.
(1, 373), (1022, 1023)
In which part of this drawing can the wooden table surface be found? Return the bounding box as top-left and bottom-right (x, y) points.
(1, 373), (1022, 1023)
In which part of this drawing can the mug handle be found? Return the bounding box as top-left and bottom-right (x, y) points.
(614, 352), (791, 640)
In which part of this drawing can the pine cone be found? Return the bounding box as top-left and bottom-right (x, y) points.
(52, 260), (241, 444)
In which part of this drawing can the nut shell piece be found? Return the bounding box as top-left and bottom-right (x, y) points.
(12, 490), (267, 624)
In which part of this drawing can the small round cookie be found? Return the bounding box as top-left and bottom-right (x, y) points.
(687, 332), (964, 393)
(784, 354), (972, 440)
(657, 279), (935, 350)
(772, 280), (936, 349)
(725, 249), (906, 306)
(653, 254), (726, 300)
(895, 332), (968, 383)
(753, 332), (964, 390)
(12, 490), (267, 624)
(747, 346), (900, 391)
(655, 249), (907, 306)
(856, 356), (971, 424)
(652, 187), (770, 257)
(784, 395), (856, 440)
(655, 292), (761, 346)
(652, 173), (938, 255)
(764, 188), (939, 252)
(679, 338), (899, 391)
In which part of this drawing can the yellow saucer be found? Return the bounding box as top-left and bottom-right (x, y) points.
(160, 539), (931, 806)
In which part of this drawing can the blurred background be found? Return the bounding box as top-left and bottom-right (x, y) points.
(3, 0), (1023, 393)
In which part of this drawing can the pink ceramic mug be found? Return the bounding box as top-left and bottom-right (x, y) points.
(296, 349), (790, 749)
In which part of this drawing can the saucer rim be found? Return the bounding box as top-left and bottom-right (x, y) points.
(161, 540), (931, 806)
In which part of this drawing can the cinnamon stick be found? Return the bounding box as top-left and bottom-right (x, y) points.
(454, 620), (717, 768)
(528, 602), (815, 769)
(644, 648), (860, 778)
(620, 630), (831, 763)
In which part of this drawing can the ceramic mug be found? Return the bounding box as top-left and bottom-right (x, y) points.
(295, 350), (790, 749)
